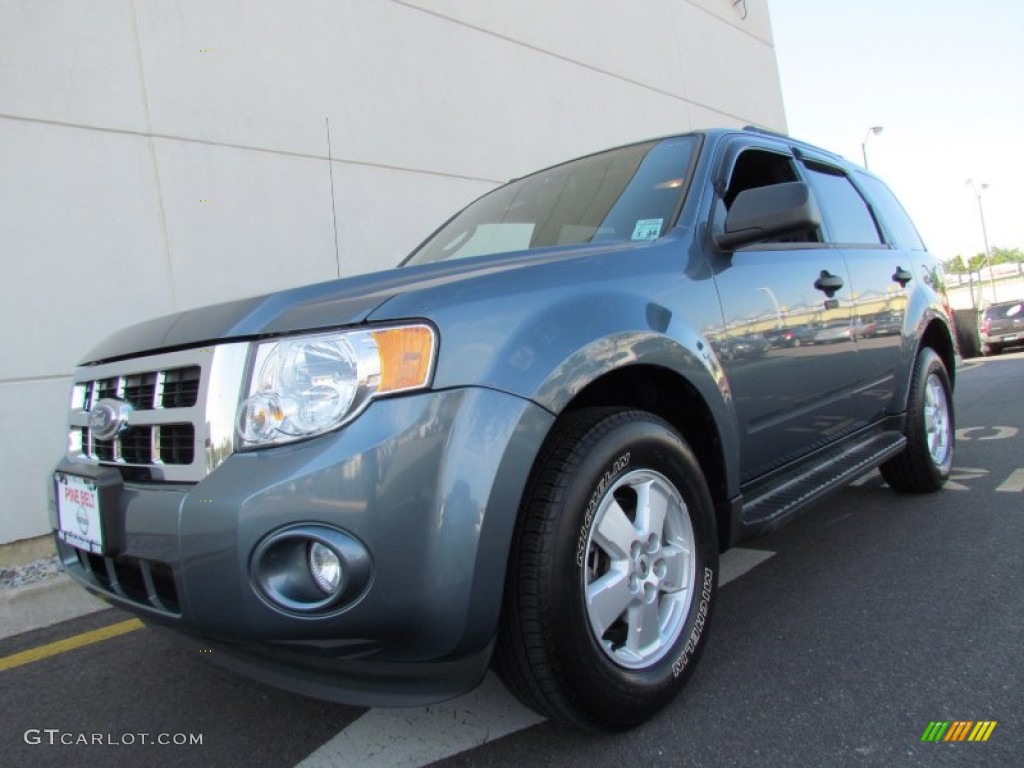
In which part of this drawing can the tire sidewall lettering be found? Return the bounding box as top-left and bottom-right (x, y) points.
(671, 565), (714, 678)
(575, 451), (631, 568)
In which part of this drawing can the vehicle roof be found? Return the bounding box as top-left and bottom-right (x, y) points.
(508, 126), (856, 183)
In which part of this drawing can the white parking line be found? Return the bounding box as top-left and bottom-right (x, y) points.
(995, 468), (1024, 493)
(296, 547), (776, 768)
(718, 546), (776, 585)
(296, 672), (543, 768)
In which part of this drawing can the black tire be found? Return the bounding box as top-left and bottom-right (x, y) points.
(495, 409), (718, 730)
(880, 348), (954, 493)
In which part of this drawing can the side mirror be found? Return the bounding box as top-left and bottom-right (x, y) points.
(714, 181), (822, 251)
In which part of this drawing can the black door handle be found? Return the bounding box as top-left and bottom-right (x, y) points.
(814, 270), (844, 297)
(892, 266), (913, 287)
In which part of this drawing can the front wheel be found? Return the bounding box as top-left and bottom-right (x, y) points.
(496, 409), (718, 730)
(880, 347), (954, 493)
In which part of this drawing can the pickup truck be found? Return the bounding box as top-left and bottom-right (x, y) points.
(51, 127), (956, 730)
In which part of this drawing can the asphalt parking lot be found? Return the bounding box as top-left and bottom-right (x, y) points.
(1, 352), (1021, 768)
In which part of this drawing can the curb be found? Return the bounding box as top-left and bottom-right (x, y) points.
(0, 574), (109, 641)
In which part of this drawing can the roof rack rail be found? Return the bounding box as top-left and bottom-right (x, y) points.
(742, 125), (791, 139)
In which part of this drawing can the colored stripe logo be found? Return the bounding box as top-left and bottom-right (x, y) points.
(921, 721), (997, 742)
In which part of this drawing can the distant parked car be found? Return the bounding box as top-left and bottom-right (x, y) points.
(872, 311), (903, 336)
(853, 318), (878, 338)
(729, 333), (770, 360)
(765, 324), (819, 347)
(814, 318), (876, 343)
(980, 300), (1024, 355)
(814, 319), (854, 343)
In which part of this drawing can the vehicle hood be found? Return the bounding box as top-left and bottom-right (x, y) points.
(80, 244), (635, 364)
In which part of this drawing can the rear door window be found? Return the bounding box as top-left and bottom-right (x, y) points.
(853, 173), (926, 251)
(803, 164), (883, 245)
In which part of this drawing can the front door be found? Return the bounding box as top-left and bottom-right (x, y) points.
(706, 140), (863, 483)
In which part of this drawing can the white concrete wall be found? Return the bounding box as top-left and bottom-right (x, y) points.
(0, 0), (786, 546)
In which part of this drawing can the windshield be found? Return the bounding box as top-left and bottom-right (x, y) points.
(404, 136), (699, 265)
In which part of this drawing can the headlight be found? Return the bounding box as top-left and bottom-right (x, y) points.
(236, 323), (436, 447)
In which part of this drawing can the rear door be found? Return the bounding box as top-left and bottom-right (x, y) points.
(798, 159), (907, 423)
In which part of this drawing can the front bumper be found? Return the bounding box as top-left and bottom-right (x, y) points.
(50, 387), (553, 705)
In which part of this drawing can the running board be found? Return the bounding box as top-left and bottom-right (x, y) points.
(739, 431), (907, 535)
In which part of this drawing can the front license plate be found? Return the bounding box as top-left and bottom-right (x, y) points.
(55, 472), (105, 554)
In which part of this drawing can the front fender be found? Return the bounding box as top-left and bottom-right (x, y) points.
(368, 248), (738, 491)
(436, 288), (737, 494)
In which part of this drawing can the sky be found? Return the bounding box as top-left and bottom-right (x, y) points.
(768, 0), (1024, 262)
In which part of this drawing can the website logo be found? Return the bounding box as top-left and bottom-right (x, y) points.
(920, 721), (997, 742)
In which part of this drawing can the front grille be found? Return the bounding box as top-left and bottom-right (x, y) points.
(161, 367), (201, 408)
(159, 424), (195, 464)
(75, 548), (180, 614)
(66, 345), (249, 483)
(119, 426), (153, 464)
(123, 372), (157, 408)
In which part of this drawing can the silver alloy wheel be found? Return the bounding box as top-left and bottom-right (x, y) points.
(923, 372), (952, 468)
(582, 469), (696, 669)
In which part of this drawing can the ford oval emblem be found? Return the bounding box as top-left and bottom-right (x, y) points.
(89, 398), (133, 440)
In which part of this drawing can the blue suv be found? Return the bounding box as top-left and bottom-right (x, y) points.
(51, 127), (956, 729)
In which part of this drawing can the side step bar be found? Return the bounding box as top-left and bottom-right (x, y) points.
(739, 431), (907, 536)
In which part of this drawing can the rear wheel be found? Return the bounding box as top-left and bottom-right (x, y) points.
(880, 348), (954, 493)
(496, 409), (718, 730)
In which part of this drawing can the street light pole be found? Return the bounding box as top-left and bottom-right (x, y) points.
(966, 179), (996, 303)
(861, 126), (883, 169)
(758, 286), (783, 328)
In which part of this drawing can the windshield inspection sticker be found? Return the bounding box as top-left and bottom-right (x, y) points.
(631, 218), (663, 241)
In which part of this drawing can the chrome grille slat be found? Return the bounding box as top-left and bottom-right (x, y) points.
(151, 426), (164, 465)
(153, 371), (166, 409)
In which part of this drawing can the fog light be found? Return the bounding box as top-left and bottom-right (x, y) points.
(308, 541), (342, 595)
(251, 525), (372, 614)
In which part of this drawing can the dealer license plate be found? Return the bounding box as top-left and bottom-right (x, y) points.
(55, 472), (105, 554)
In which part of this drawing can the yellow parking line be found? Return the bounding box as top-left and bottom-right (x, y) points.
(0, 618), (143, 672)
